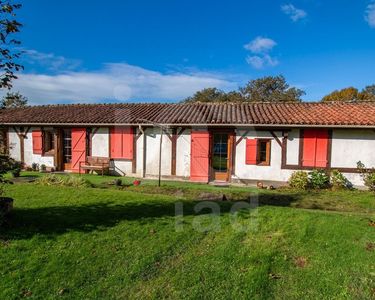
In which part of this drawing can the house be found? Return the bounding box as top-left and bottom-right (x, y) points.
(1, 102), (375, 186)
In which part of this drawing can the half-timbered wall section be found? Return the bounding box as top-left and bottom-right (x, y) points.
(4, 102), (375, 187)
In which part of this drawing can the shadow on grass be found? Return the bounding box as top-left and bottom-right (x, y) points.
(0, 193), (300, 240)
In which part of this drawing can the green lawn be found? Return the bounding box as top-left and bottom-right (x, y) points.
(1, 173), (374, 299)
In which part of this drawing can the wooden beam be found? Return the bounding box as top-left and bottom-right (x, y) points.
(132, 127), (137, 174)
(171, 128), (177, 176)
(235, 130), (250, 146)
(269, 130), (282, 147)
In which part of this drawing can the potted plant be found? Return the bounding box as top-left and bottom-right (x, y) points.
(133, 179), (141, 186)
(31, 163), (39, 172)
(40, 164), (47, 173)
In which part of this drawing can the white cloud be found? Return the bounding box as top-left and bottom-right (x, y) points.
(244, 37), (277, 53)
(365, 2), (375, 28)
(11, 63), (237, 104)
(281, 4), (307, 22)
(22, 49), (82, 71)
(244, 37), (279, 69)
(246, 55), (279, 69)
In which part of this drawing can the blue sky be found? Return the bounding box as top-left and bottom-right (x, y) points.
(11, 0), (375, 104)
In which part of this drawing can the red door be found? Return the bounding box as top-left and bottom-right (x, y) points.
(71, 128), (87, 173)
(190, 130), (210, 182)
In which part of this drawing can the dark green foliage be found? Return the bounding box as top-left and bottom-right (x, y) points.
(321, 85), (375, 102)
(330, 170), (352, 190)
(288, 171), (309, 190)
(357, 161), (375, 191)
(240, 75), (305, 102)
(308, 169), (330, 189)
(182, 75), (304, 103)
(0, 91), (27, 108)
(0, 1), (23, 89)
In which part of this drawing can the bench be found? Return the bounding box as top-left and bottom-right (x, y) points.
(79, 156), (111, 176)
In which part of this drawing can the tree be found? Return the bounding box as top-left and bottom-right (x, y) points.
(182, 76), (304, 103)
(0, 1), (23, 89)
(321, 87), (360, 102)
(183, 88), (229, 103)
(321, 86), (375, 102)
(361, 84), (375, 101)
(0, 91), (27, 108)
(240, 75), (305, 102)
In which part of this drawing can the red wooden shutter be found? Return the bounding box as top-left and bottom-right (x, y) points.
(110, 127), (123, 158)
(190, 130), (210, 182)
(302, 129), (317, 167)
(245, 139), (257, 165)
(110, 127), (134, 159)
(71, 128), (87, 173)
(302, 129), (329, 167)
(32, 130), (43, 154)
(315, 130), (329, 167)
(121, 127), (133, 159)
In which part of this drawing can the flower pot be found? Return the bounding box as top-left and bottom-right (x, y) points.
(0, 197), (14, 216)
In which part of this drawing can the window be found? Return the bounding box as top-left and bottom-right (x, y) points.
(245, 138), (271, 166)
(257, 139), (271, 165)
(43, 130), (55, 154)
(110, 127), (134, 159)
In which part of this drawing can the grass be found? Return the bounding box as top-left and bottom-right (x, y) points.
(1, 172), (374, 299)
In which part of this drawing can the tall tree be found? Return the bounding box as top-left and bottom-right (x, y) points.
(182, 76), (304, 103)
(0, 1), (23, 89)
(240, 75), (305, 102)
(361, 84), (375, 100)
(1, 91), (27, 108)
(321, 87), (360, 102)
(183, 88), (229, 103)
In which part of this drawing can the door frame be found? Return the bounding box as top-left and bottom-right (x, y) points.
(209, 129), (235, 182)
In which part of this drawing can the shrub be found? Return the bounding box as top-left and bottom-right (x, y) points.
(40, 164), (47, 172)
(288, 171), (309, 190)
(330, 170), (352, 190)
(64, 176), (92, 188)
(308, 169), (330, 189)
(36, 174), (92, 188)
(11, 161), (22, 178)
(31, 163), (39, 171)
(357, 161), (375, 191)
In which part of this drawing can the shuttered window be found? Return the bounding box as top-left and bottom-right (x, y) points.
(110, 127), (134, 159)
(302, 129), (329, 168)
(245, 139), (257, 165)
(32, 130), (43, 154)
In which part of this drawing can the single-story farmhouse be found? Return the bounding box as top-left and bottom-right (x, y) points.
(1, 102), (375, 186)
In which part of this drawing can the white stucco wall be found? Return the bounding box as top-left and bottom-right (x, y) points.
(176, 128), (191, 178)
(331, 129), (375, 168)
(91, 127), (109, 157)
(24, 127), (54, 168)
(145, 128), (172, 176)
(233, 129), (294, 182)
(8, 128), (21, 161)
(286, 129), (300, 165)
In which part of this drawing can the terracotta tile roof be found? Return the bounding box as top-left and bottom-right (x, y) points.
(1, 102), (375, 127)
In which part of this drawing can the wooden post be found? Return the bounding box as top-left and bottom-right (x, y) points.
(158, 128), (163, 187)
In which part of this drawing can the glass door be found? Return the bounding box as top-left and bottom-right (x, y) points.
(63, 129), (72, 170)
(212, 133), (229, 181)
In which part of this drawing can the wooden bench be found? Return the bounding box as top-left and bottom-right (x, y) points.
(79, 156), (111, 176)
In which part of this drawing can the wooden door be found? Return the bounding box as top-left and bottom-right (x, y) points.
(71, 128), (87, 173)
(190, 130), (210, 182)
